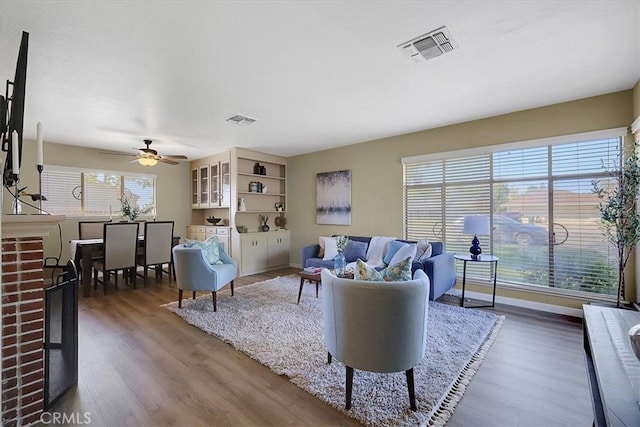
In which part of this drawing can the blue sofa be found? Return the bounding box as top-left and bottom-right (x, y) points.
(301, 236), (457, 300)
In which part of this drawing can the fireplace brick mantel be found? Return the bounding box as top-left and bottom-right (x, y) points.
(2, 215), (65, 426)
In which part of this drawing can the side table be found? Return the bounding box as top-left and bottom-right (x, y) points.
(296, 270), (321, 304)
(454, 254), (499, 308)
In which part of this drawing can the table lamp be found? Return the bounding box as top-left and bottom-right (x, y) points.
(463, 216), (490, 259)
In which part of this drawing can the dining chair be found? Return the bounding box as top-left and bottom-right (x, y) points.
(78, 220), (111, 240)
(92, 222), (139, 294)
(137, 221), (174, 287)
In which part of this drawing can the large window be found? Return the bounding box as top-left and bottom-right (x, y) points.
(42, 166), (155, 218)
(403, 129), (627, 297)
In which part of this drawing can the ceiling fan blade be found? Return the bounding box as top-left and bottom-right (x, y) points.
(100, 150), (133, 157)
(162, 154), (188, 159)
(158, 158), (179, 165)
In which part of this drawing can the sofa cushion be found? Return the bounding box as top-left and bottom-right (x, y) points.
(388, 242), (417, 266)
(343, 239), (368, 262)
(381, 256), (412, 281)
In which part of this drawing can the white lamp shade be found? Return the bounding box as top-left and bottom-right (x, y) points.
(463, 215), (490, 236)
(138, 157), (158, 166)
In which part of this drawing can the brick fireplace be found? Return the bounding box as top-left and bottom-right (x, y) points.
(2, 215), (65, 426)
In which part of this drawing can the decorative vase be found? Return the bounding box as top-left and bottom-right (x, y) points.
(238, 197), (247, 211)
(334, 251), (346, 277)
(261, 224), (270, 232)
(11, 198), (22, 215)
(254, 162), (261, 174)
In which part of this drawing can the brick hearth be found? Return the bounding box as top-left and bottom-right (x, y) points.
(1, 215), (65, 426)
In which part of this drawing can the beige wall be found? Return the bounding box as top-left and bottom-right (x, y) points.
(288, 90), (635, 309)
(633, 79), (640, 119)
(3, 141), (191, 263)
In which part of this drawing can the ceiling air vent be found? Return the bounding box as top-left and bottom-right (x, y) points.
(397, 26), (458, 63)
(226, 114), (258, 125)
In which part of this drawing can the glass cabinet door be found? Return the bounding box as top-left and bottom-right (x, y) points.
(210, 163), (220, 206)
(191, 168), (199, 207)
(220, 161), (230, 207)
(199, 165), (209, 206)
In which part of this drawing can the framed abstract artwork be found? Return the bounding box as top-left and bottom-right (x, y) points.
(316, 170), (351, 225)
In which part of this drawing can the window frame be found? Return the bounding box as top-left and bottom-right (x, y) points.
(402, 127), (628, 301)
(42, 165), (157, 219)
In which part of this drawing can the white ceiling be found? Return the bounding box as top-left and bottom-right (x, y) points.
(1, 1), (639, 162)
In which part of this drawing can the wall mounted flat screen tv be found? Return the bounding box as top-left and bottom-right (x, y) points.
(2, 31), (29, 187)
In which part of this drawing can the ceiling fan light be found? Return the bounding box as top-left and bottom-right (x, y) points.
(138, 157), (158, 166)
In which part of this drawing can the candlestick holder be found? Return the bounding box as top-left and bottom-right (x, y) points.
(36, 164), (44, 214)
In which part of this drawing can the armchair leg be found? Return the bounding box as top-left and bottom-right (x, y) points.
(192, 291), (196, 299)
(345, 366), (354, 410)
(212, 291), (217, 312)
(327, 352), (332, 364)
(406, 368), (417, 411)
(230, 280), (234, 296)
(178, 289), (183, 308)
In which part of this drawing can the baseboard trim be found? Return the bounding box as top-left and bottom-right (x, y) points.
(447, 288), (583, 318)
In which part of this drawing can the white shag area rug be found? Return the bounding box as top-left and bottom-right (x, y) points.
(161, 275), (504, 426)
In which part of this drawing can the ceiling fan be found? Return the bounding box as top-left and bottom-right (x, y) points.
(125, 139), (188, 166)
(102, 139), (188, 166)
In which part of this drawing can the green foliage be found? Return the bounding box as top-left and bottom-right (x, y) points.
(120, 194), (152, 221)
(592, 139), (640, 305)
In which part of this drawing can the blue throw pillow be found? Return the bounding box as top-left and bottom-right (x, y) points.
(343, 239), (368, 262)
(383, 240), (407, 265)
(183, 236), (221, 264)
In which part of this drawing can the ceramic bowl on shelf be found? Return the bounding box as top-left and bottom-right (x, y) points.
(206, 217), (222, 225)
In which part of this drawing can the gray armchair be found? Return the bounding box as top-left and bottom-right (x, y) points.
(321, 268), (430, 411)
(172, 243), (237, 312)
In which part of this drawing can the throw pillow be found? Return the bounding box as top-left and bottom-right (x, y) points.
(415, 238), (433, 262)
(354, 259), (384, 281)
(182, 238), (200, 248)
(201, 235), (221, 264)
(389, 242), (416, 266)
(343, 239), (368, 262)
(383, 240), (408, 265)
(322, 237), (339, 261)
(380, 256), (412, 281)
(317, 236), (330, 258)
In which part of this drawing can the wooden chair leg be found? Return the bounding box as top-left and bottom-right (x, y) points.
(143, 266), (148, 287)
(345, 366), (354, 410)
(212, 291), (217, 312)
(230, 280), (234, 296)
(406, 368), (417, 411)
(132, 267), (136, 289)
(178, 289), (183, 308)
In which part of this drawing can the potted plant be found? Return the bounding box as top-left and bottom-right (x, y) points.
(592, 139), (640, 308)
(120, 194), (152, 222)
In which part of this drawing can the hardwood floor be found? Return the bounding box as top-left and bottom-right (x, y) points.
(52, 268), (593, 426)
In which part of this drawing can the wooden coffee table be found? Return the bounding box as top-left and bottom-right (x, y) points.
(297, 270), (321, 304)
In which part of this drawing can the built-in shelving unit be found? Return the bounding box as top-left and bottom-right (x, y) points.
(189, 147), (288, 276)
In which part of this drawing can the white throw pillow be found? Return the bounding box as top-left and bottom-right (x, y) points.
(322, 237), (339, 261)
(388, 243), (417, 266)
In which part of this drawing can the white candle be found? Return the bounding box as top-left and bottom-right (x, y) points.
(109, 205), (113, 220)
(11, 131), (19, 175)
(36, 122), (43, 165)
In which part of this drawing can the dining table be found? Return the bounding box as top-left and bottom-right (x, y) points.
(70, 235), (181, 297)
